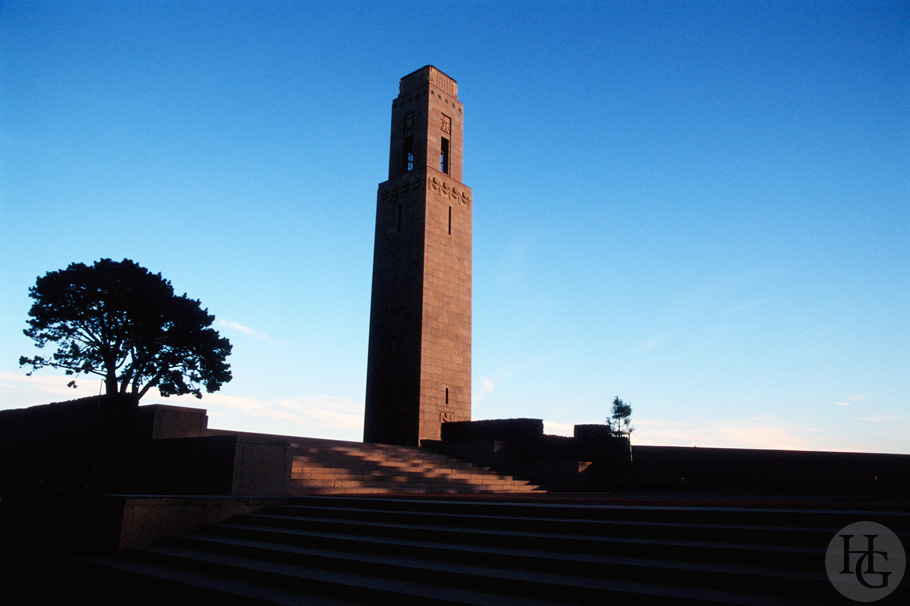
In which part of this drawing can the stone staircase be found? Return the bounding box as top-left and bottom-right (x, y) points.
(66, 494), (910, 604)
(288, 439), (541, 494)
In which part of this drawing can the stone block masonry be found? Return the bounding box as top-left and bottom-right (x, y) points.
(364, 66), (472, 446)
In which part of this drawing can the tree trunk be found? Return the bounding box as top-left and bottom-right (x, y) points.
(104, 364), (118, 395)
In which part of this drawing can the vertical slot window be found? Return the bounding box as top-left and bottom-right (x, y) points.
(440, 137), (449, 174)
(402, 135), (414, 173)
(397, 204), (402, 233)
(448, 206), (452, 235)
(445, 388), (449, 405)
(401, 113), (415, 174)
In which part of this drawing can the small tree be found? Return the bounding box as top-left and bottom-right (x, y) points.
(608, 396), (633, 435)
(20, 258), (232, 400)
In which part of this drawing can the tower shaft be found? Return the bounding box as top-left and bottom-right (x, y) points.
(364, 66), (472, 445)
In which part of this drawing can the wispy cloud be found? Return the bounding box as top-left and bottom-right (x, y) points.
(834, 393), (871, 407)
(0, 372), (362, 441)
(159, 390), (364, 439)
(474, 351), (561, 404)
(635, 336), (668, 353)
(858, 414), (910, 424)
(218, 319), (275, 341)
(480, 377), (495, 395)
(0, 371), (94, 402)
(543, 421), (574, 436)
(538, 416), (835, 450)
(631, 417), (817, 451)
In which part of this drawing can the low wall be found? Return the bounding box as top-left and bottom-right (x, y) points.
(622, 445), (910, 495)
(426, 419), (909, 495)
(137, 435), (291, 496)
(1, 397), (293, 500)
(1, 397), (297, 555)
(109, 496), (283, 550)
(441, 418), (544, 442)
(426, 419), (632, 490)
(137, 404), (209, 439)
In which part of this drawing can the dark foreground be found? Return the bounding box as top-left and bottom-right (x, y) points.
(5, 492), (908, 605)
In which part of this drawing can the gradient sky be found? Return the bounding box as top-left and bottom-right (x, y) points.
(2, 1), (907, 453)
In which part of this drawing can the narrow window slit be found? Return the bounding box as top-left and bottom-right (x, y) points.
(448, 206), (452, 235)
(440, 137), (449, 174)
(402, 135), (414, 173)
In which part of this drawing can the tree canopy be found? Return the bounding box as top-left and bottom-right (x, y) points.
(608, 396), (634, 435)
(20, 258), (232, 400)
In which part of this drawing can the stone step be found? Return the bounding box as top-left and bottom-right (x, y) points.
(293, 485), (535, 495)
(209, 519), (824, 575)
(68, 495), (909, 604)
(291, 467), (533, 482)
(244, 503), (840, 554)
(291, 460), (511, 477)
(290, 485), (537, 496)
(288, 442), (541, 494)
(209, 519), (823, 575)
(284, 494), (910, 531)
(290, 484), (538, 495)
(291, 487), (532, 496)
(291, 456), (500, 478)
(159, 532), (833, 602)
(272, 498), (889, 529)
(231, 510), (831, 572)
(80, 541), (824, 606)
(291, 467), (528, 485)
(301, 461), (503, 474)
(289, 443), (483, 465)
(67, 554), (367, 606)
(74, 550), (565, 606)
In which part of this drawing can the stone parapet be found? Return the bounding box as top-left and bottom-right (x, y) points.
(399, 65), (457, 97)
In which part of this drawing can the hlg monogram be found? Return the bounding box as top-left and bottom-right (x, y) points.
(839, 533), (892, 589)
(826, 521), (905, 602)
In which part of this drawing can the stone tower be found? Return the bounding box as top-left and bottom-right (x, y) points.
(364, 66), (472, 446)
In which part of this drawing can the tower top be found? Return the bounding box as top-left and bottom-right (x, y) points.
(387, 65), (464, 181)
(399, 65), (458, 97)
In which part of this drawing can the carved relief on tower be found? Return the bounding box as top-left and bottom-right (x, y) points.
(428, 68), (457, 97)
(378, 174), (424, 203)
(440, 114), (451, 135)
(428, 175), (471, 206)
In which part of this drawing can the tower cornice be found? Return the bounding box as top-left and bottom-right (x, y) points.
(399, 65), (458, 97)
(378, 168), (472, 207)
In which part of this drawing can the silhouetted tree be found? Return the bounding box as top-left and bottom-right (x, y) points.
(20, 258), (232, 400)
(608, 396), (634, 435)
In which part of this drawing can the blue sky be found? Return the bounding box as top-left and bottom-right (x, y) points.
(2, 1), (907, 453)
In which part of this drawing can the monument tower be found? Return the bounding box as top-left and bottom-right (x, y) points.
(364, 66), (472, 446)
